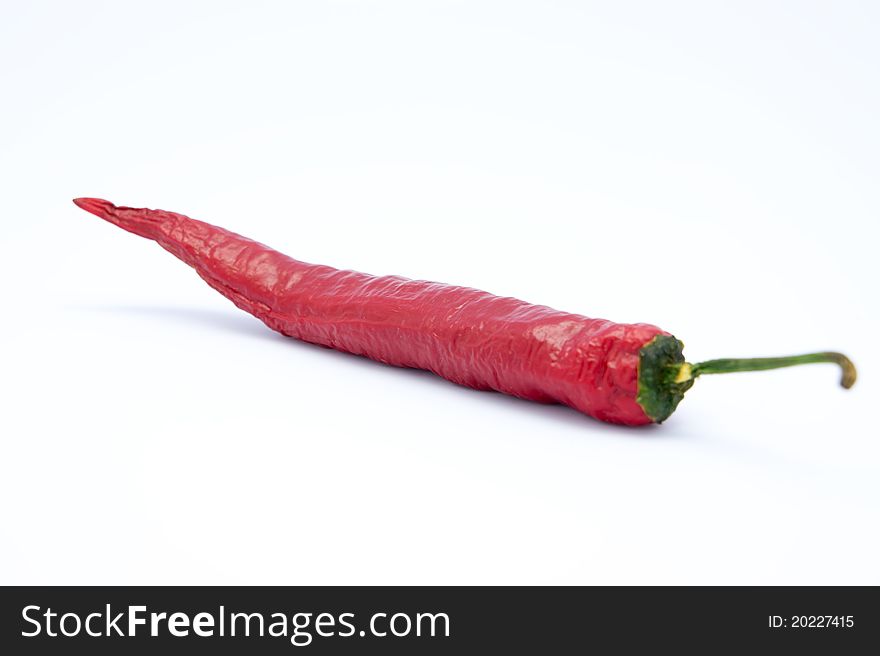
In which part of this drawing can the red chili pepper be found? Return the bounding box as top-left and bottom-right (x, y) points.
(73, 198), (856, 426)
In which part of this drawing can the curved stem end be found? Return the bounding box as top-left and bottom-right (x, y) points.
(831, 352), (858, 389)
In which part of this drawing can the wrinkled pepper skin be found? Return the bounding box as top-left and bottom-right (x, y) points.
(74, 199), (667, 425)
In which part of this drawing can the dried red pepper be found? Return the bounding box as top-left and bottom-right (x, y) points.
(73, 198), (856, 426)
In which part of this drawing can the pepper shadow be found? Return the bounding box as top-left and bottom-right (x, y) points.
(70, 303), (673, 439)
(71, 303), (273, 341)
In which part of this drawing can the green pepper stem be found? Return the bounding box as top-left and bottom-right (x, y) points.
(679, 352), (857, 389)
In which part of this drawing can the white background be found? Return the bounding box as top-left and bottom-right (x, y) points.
(1, 1), (878, 585)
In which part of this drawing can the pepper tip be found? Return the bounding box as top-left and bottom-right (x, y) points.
(73, 197), (115, 217)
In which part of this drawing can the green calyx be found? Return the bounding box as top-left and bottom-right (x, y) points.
(636, 335), (858, 424)
(637, 335), (694, 424)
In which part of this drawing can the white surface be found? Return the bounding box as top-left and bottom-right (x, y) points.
(1, 1), (878, 585)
